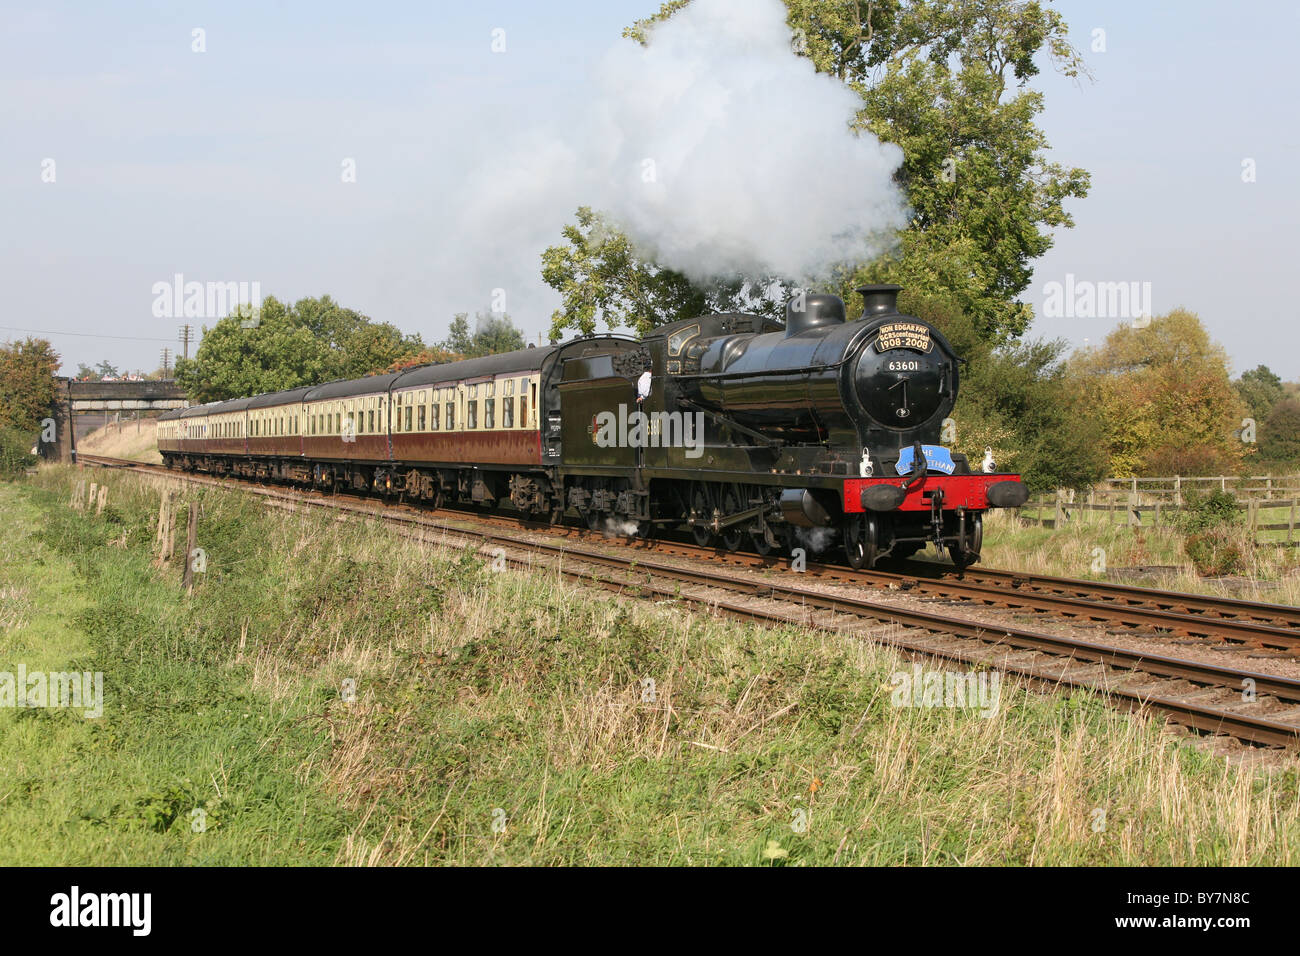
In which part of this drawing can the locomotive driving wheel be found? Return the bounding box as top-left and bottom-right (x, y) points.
(690, 487), (714, 547)
(844, 514), (879, 570)
(719, 488), (744, 552)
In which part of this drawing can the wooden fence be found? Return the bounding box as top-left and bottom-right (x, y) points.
(1017, 475), (1300, 546)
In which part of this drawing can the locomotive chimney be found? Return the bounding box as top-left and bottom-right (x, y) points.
(856, 284), (902, 318)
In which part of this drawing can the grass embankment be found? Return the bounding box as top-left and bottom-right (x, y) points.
(77, 418), (162, 464)
(4, 465), (1300, 865)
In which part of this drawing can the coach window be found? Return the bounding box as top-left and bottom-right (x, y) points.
(467, 399), (478, 429)
(418, 404), (426, 430)
(503, 396), (514, 428)
(430, 403), (440, 430)
(485, 398), (495, 429)
(445, 401), (455, 430)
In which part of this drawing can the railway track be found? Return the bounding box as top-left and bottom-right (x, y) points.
(77, 453), (1300, 747)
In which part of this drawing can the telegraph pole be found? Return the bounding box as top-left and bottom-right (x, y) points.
(160, 347), (172, 378)
(178, 324), (193, 360)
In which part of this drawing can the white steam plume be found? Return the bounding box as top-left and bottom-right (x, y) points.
(455, 0), (907, 296)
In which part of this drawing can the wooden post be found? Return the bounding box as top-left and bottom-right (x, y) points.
(1290, 500), (1296, 545)
(1248, 500), (1258, 533)
(1174, 475), (1182, 507)
(1221, 476), (1226, 492)
(182, 502), (198, 594)
(71, 479), (85, 510)
(154, 491), (173, 565)
(96, 485), (107, 515)
(1054, 497), (1064, 530)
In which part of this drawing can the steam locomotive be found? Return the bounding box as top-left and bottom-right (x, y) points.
(157, 285), (1027, 568)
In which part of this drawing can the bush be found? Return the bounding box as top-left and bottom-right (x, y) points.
(1177, 490), (1248, 574)
(1177, 489), (1243, 535)
(1184, 533), (1247, 576)
(0, 427), (36, 480)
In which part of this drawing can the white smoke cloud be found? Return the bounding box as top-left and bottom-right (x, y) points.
(456, 0), (907, 295)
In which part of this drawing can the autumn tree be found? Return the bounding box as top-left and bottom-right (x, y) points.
(1067, 310), (1248, 477)
(0, 338), (60, 434)
(380, 346), (465, 374)
(902, 291), (1106, 491)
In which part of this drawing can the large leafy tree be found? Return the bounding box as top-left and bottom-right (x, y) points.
(547, 0), (1090, 340)
(1067, 311), (1249, 478)
(0, 338), (60, 434)
(175, 296), (423, 402)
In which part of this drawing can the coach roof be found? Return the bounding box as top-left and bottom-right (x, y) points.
(303, 372), (403, 402)
(246, 385), (316, 410)
(178, 401), (225, 419)
(392, 345), (559, 391)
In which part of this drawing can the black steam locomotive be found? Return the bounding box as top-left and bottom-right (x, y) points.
(159, 284), (1026, 568)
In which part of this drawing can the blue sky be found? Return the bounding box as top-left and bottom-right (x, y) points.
(3, 0), (1298, 377)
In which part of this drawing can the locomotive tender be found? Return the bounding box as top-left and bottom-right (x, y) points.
(157, 285), (1027, 568)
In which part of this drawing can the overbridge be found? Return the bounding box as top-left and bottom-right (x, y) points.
(40, 378), (191, 462)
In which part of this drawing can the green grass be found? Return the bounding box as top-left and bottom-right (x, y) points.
(3, 465), (1300, 865)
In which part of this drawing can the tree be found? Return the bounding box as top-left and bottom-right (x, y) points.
(0, 338), (60, 434)
(175, 296), (424, 402)
(541, 208), (794, 338)
(380, 346), (466, 375)
(1235, 365), (1284, 423)
(1067, 310), (1248, 477)
(1260, 399), (1300, 464)
(74, 360), (120, 381)
(903, 292), (1106, 491)
(444, 314), (474, 355)
(470, 314), (527, 355)
(548, 0), (1091, 341)
(439, 311), (526, 357)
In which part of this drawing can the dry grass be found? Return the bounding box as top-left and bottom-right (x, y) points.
(77, 418), (162, 463)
